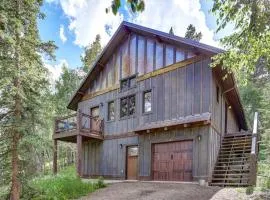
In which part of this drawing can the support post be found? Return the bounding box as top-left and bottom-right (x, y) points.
(77, 135), (82, 177)
(53, 139), (58, 174)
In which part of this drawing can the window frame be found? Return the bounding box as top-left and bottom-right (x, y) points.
(143, 90), (152, 114)
(120, 94), (136, 119)
(107, 100), (115, 122)
(120, 74), (137, 92)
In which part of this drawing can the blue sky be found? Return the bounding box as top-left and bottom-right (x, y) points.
(39, 0), (229, 80)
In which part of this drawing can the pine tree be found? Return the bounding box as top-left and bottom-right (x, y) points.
(81, 35), (102, 73)
(184, 24), (202, 41)
(169, 27), (174, 35)
(0, 0), (56, 198)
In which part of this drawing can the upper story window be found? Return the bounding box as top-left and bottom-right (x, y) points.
(143, 90), (152, 113)
(120, 75), (136, 91)
(108, 101), (115, 121)
(91, 106), (99, 118)
(120, 95), (136, 118)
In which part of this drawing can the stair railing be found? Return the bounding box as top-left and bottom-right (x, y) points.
(249, 112), (259, 185)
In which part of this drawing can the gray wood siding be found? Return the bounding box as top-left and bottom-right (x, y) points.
(227, 108), (239, 133)
(138, 126), (210, 181)
(86, 33), (190, 95)
(208, 128), (221, 180)
(78, 58), (212, 136)
(82, 136), (138, 177)
(211, 74), (240, 135)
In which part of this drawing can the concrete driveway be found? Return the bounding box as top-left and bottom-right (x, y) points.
(80, 181), (221, 200)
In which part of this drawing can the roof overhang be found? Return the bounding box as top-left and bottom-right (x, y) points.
(135, 113), (211, 133)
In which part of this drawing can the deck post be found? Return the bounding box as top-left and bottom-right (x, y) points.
(53, 139), (58, 174)
(77, 135), (82, 177)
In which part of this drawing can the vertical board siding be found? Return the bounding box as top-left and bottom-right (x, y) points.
(146, 39), (154, 73)
(85, 33), (196, 96)
(165, 45), (174, 66)
(82, 137), (138, 177)
(121, 39), (130, 78)
(130, 34), (136, 75)
(155, 41), (164, 69)
(208, 128), (221, 179)
(137, 36), (145, 75)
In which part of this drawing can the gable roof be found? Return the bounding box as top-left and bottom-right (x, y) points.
(67, 21), (247, 130)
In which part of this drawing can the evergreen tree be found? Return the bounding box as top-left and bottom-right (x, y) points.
(106, 0), (145, 15)
(184, 24), (202, 41)
(169, 27), (174, 35)
(81, 35), (102, 73)
(0, 0), (56, 198)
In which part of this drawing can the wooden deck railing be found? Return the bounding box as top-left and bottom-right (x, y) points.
(249, 112), (259, 185)
(55, 110), (104, 136)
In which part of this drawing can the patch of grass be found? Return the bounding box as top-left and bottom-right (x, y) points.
(22, 166), (106, 200)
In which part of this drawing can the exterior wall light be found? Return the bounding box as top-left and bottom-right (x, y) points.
(197, 134), (201, 141)
(119, 144), (123, 149)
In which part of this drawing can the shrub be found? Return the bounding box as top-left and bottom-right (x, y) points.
(21, 166), (106, 200)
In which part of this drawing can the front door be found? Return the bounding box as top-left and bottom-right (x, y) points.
(127, 146), (138, 180)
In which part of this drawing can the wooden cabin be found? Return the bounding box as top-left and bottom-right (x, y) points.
(53, 22), (259, 187)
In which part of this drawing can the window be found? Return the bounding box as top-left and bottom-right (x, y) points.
(108, 101), (115, 121)
(143, 91), (152, 113)
(91, 106), (99, 118)
(216, 86), (220, 103)
(120, 95), (136, 118)
(120, 75), (136, 91)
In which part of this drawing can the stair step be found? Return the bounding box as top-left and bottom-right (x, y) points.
(213, 173), (249, 177)
(210, 182), (250, 187)
(215, 164), (249, 168)
(222, 143), (251, 147)
(218, 154), (249, 158)
(211, 177), (249, 181)
(216, 160), (248, 164)
(224, 133), (252, 138)
(222, 139), (252, 143)
(220, 150), (251, 154)
(213, 169), (250, 173)
(220, 145), (251, 150)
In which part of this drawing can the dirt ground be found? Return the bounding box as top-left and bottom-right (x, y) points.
(80, 181), (268, 200)
(80, 182), (221, 200)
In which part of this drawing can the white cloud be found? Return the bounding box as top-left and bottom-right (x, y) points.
(59, 0), (123, 47)
(44, 59), (68, 84)
(131, 0), (220, 47)
(59, 24), (67, 43)
(56, 0), (220, 48)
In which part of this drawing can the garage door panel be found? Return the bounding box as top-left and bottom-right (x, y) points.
(152, 140), (193, 181)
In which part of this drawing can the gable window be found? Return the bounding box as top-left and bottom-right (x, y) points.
(216, 86), (220, 103)
(120, 95), (136, 118)
(108, 101), (115, 121)
(143, 90), (152, 113)
(120, 75), (136, 91)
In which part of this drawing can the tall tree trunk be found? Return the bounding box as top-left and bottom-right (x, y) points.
(11, 1), (21, 198)
(10, 134), (20, 200)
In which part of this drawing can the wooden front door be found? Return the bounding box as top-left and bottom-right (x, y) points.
(127, 146), (138, 180)
(152, 140), (193, 181)
(90, 106), (99, 131)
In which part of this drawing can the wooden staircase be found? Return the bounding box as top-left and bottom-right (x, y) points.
(210, 132), (254, 187)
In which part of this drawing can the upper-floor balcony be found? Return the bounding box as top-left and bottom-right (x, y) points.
(53, 110), (104, 143)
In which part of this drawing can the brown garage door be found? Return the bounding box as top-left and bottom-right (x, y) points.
(152, 140), (193, 181)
